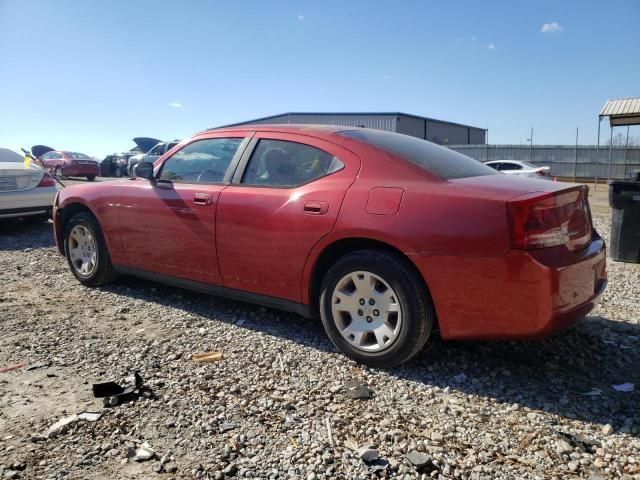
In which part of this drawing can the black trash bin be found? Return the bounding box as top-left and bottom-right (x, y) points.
(608, 171), (640, 263)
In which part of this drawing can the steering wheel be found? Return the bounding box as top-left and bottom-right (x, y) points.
(197, 169), (224, 183)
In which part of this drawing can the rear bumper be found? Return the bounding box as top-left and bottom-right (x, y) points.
(63, 165), (99, 176)
(0, 188), (56, 218)
(412, 236), (607, 340)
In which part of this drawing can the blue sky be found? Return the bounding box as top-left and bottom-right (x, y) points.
(1, 0), (638, 157)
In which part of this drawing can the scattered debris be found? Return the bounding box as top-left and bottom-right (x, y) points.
(284, 411), (302, 426)
(133, 442), (156, 462)
(326, 418), (334, 447)
(92, 371), (153, 407)
(345, 379), (372, 400)
(612, 382), (635, 392)
(0, 363), (26, 373)
(78, 411), (102, 422)
(26, 361), (50, 371)
(366, 459), (389, 473)
(192, 351), (223, 363)
(47, 414), (79, 438)
(358, 446), (379, 462)
(405, 450), (437, 473)
(219, 421), (235, 433)
(344, 437), (359, 451)
(602, 424), (614, 436)
(235, 318), (246, 327)
(554, 430), (601, 453)
(576, 388), (603, 397)
(277, 353), (285, 371)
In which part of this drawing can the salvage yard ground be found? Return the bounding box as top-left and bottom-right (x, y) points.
(0, 178), (638, 479)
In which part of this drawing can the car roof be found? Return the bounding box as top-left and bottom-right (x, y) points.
(204, 124), (350, 135)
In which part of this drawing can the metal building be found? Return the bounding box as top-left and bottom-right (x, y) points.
(219, 112), (486, 145)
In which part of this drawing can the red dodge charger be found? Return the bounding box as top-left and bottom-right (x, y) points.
(52, 125), (606, 367)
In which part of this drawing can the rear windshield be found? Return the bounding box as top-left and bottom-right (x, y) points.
(65, 152), (92, 160)
(338, 129), (497, 180)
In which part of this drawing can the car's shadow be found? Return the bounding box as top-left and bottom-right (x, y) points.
(103, 275), (639, 435)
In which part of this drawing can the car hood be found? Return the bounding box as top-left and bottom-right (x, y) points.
(132, 137), (162, 153)
(31, 145), (55, 158)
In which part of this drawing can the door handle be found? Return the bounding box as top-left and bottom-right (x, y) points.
(303, 201), (329, 215)
(193, 192), (212, 205)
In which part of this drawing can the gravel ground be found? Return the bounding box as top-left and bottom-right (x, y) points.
(0, 194), (638, 479)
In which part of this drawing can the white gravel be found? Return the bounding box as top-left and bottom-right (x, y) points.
(0, 209), (638, 480)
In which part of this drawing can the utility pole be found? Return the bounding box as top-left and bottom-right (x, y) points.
(574, 127), (579, 181)
(527, 127), (534, 162)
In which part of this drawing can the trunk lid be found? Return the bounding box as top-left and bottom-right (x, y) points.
(0, 162), (45, 192)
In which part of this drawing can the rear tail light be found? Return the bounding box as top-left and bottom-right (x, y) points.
(508, 186), (592, 251)
(536, 169), (547, 176)
(37, 173), (56, 188)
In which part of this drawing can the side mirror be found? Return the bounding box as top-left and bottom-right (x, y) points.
(135, 161), (154, 180)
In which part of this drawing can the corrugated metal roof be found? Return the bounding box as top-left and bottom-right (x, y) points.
(600, 97), (640, 117)
(218, 112), (486, 132)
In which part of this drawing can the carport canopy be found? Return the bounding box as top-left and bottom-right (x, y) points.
(600, 97), (640, 126)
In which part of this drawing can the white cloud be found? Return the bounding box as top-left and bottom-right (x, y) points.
(487, 43), (495, 50)
(382, 74), (391, 80)
(298, 14), (304, 21)
(541, 22), (563, 33)
(168, 102), (183, 108)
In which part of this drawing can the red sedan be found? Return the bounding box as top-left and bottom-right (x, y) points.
(52, 126), (606, 367)
(40, 149), (100, 181)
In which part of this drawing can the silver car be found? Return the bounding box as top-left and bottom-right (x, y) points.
(127, 139), (180, 176)
(484, 160), (551, 179)
(0, 161), (57, 220)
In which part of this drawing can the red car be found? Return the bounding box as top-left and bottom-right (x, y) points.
(37, 147), (100, 181)
(52, 126), (606, 367)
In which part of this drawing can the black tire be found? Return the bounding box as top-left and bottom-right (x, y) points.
(87, 175), (96, 181)
(63, 211), (117, 286)
(54, 167), (64, 179)
(114, 166), (123, 178)
(319, 249), (434, 368)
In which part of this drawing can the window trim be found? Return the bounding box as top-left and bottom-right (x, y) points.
(154, 136), (251, 186)
(232, 137), (345, 189)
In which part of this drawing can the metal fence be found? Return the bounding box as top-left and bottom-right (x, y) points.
(448, 144), (640, 180)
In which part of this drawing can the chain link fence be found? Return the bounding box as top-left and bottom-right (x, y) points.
(448, 145), (640, 180)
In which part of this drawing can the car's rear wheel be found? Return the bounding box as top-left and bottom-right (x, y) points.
(319, 249), (434, 368)
(64, 212), (116, 286)
(86, 175), (96, 181)
(114, 166), (123, 178)
(54, 167), (64, 179)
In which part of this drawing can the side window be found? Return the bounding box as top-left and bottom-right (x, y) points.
(486, 162), (500, 171)
(241, 139), (344, 187)
(41, 152), (51, 160)
(158, 138), (243, 184)
(500, 163), (521, 171)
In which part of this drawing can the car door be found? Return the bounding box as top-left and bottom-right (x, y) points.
(499, 162), (522, 175)
(118, 134), (250, 284)
(145, 143), (166, 163)
(216, 132), (361, 303)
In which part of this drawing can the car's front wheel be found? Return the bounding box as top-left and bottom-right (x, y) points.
(86, 175), (96, 181)
(54, 167), (64, 179)
(64, 212), (116, 286)
(114, 166), (123, 178)
(319, 249), (435, 368)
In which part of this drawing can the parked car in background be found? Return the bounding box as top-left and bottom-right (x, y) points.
(484, 160), (551, 178)
(52, 125), (605, 367)
(127, 139), (180, 176)
(0, 161), (57, 220)
(33, 146), (100, 181)
(101, 152), (138, 178)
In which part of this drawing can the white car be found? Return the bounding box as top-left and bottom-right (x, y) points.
(0, 161), (57, 220)
(484, 160), (551, 179)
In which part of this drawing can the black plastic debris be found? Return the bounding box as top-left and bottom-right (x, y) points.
(92, 371), (154, 407)
(345, 379), (372, 399)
